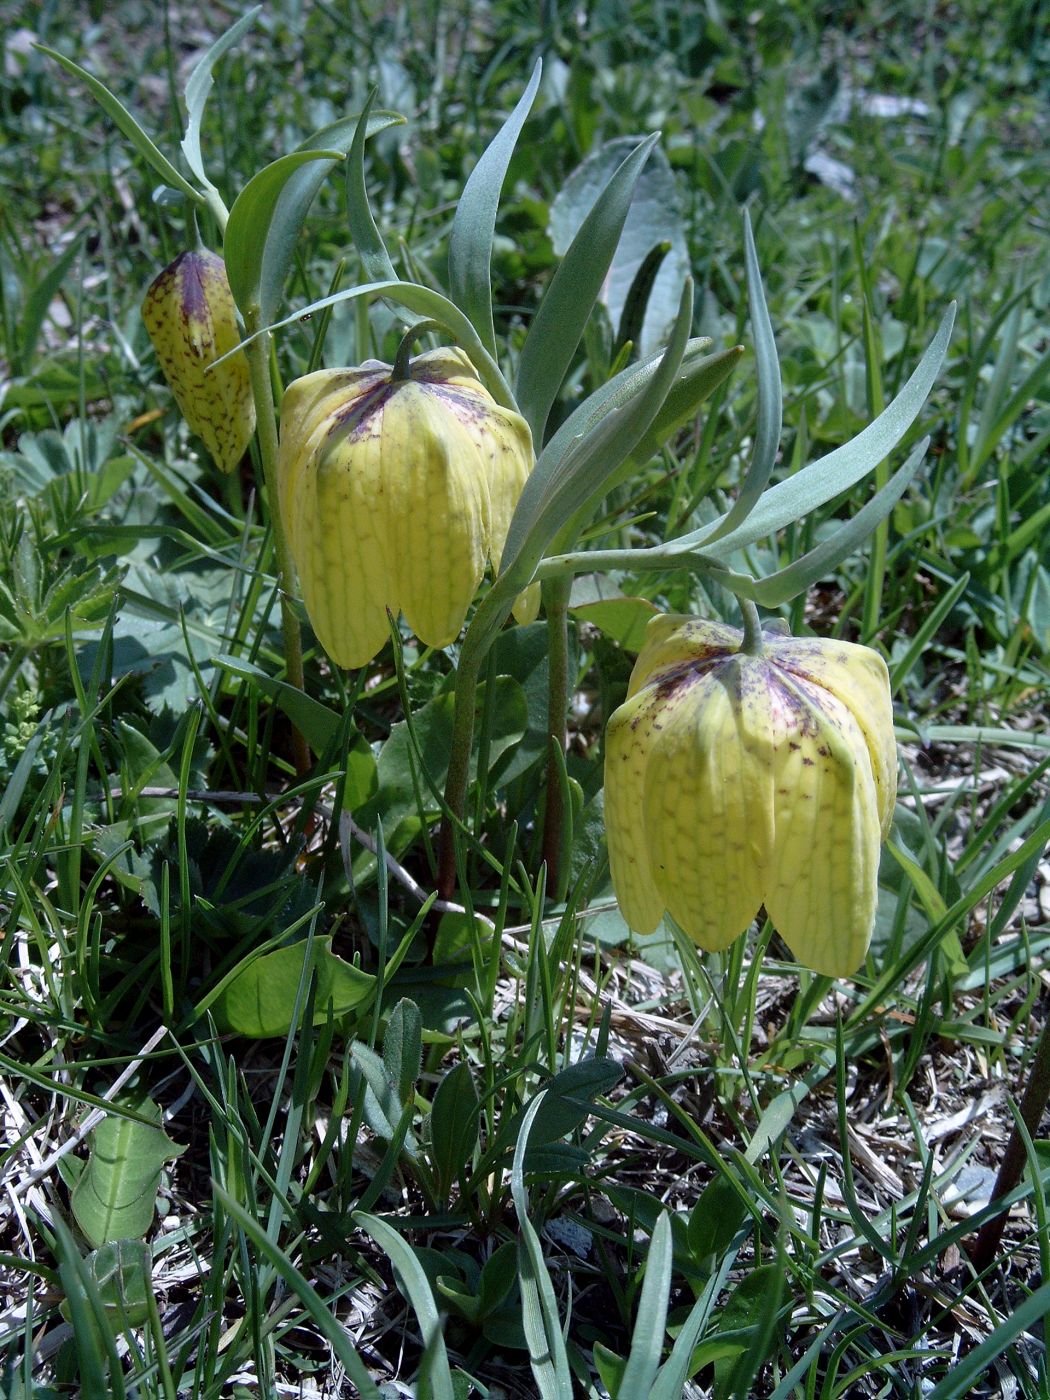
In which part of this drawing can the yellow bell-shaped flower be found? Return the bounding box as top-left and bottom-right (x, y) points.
(141, 250), (255, 473)
(604, 614), (897, 977)
(276, 347), (537, 668)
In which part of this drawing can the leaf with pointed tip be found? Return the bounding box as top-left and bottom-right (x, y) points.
(37, 46), (200, 202)
(225, 151), (343, 318)
(748, 437), (929, 605)
(702, 208), (782, 544)
(679, 302), (956, 559)
(501, 280), (693, 589)
(181, 7), (261, 189)
(346, 91), (401, 285)
(515, 134), (660, 444)
(449, 59), (542, 358)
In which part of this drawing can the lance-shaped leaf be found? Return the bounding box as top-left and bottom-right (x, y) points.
(223, 277), (515, 407)
(225, 151), (343, 318)
(181, 7), (261, 190)
(346, 90), (400, 285)
(675, 301), (956, 559)
(701, 207), (782, 544)
(224, 111), (403, 325)
(449, 59), (542, 358)
(37, 46), (200, 202)
(515, 133), (660, 444)
(749, 436), (930, 606)
(499, 279), (693, 589)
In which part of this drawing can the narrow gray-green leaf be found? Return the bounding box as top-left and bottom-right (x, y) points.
(678, 302), (956, 559)
(449, 59), (542, 358)
(37, 46), (201, 203)
(255, 109), (403, 327)
(223, 278), (514, 406)
(512, 1092), (573, 1400)
(503, 278), (693, 587)
(353, 1211), (455, 1400)
(180, 8), (261, 188)
(347, 90), (400, 285)
(702, 207), (782, 543)
(224, 150), (343, 318)
(926, 1277), (1050, 1400)
(750, 436), (928, 606)
(216, 1187), (382, 1398)
(515, 133), (660, 443)
(619, 1212), (672, 1397)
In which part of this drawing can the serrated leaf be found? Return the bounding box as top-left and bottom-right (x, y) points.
(449, 59), (541, 357)
(71, 1100), (184, 1248)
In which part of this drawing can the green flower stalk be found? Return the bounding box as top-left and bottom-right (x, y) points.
(276, 346), (537, 668)
(141, 250), (255, 473)
(604, 613), (897, 977)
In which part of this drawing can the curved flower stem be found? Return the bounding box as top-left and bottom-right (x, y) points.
(541, 573), (572, 897)
(244, 317), (310, 778)
(739, 597), (765, 655)
(968, 1006), (1050, 1273)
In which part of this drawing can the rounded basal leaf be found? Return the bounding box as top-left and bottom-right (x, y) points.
(277, 348), (535, 668)
(141, 249), (255, 473)
(604, 615), (897, 977)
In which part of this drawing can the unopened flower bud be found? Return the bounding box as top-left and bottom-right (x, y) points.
(604, 615), (897, 977)
(141, 250), (255, 473)
(276, 347), (537, 668)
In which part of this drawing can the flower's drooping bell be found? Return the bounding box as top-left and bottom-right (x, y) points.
(276, 347), (537, 668)
(604, 614), (897, 977)
(141, 250), (255, 473)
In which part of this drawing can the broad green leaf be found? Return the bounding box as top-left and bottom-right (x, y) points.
(619, 1213), (672, 1396)
(449, 59), (542, 357)
(687, 1174), (749, 1260)
(353, 1212), (455, 1400)
(83, 1240), (152, 1328)
(212, 936), (375, 1038)
(516, 1057), (624, 1150)
(352, 1040), (404, 1140)
(181, 8), (261, 189)
(714, 1263), (785, 1400)
(550, 136), (690, 360)
(36, 46), (201, 203)
(701, 209), (782, 544)
(224, 151), (343, 318)
(675, 302), (956, 558)
(570, 594), (660, 651)
(429, 1062), (480, 1200)
(71, 1099), (185, 1248)
(515, 134), (660, 443)
(502, 279), (693, 589)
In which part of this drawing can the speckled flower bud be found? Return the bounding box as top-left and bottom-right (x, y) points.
(604, 614), (897, 977)
(276, 347), (537, 668)
(141, 250), (255, 473)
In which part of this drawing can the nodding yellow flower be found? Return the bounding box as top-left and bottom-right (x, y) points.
(276, 347), (537, 668)
(141, 250), (255, 474)
(604, 614), (897, 977)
